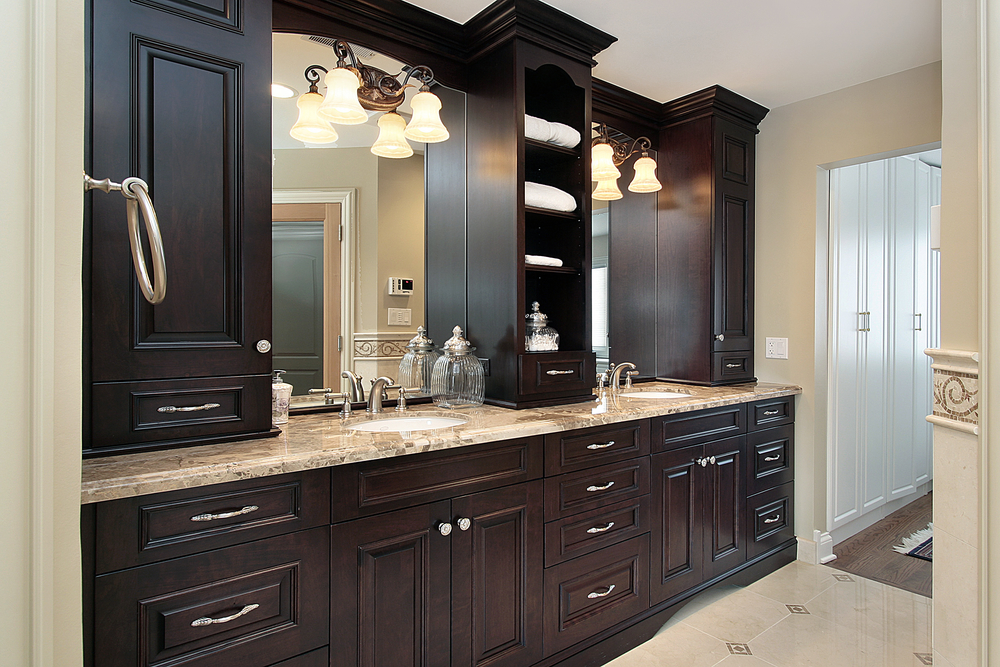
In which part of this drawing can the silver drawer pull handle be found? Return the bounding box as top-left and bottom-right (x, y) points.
(764, 455), (781, 462)
(190, 505), (259, 522)
(158, 402), (222, 414)
(763, 409), (780, 416)
(587, 584), (616, 599)
(726, 363), (742, 368)
(586, 481), (615, 492)
(587, 441), (616, 450)
(763, 514), (781, 524)
(587, 522), (615, 534)
(191, 603), (259, 627)
(546, 369), (575, 375)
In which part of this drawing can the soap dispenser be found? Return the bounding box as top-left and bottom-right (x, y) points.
(271, 370), (293, 426)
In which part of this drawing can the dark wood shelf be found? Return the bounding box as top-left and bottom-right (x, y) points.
(525, 138), (581, 168)
(525, 264), (579, 274)
(525, 205), (580, 220)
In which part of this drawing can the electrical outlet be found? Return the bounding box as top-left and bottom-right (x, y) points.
(478, 358), (491, 376)
(765, 337), (788, 359)
(387, 308), (411, 326)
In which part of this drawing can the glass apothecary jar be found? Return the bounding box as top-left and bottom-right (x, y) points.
(431, 326), (485, 408)
(525, 301), (559, 351)
(397, 326), (441, 397)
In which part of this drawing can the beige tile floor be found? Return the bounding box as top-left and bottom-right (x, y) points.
(605, 561), (933, 667)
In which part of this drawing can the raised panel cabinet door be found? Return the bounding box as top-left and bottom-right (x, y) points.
(703, 436), (748, 579)
(89, 0), (272, 382)
(330, 502), (452, 667)
(450, 482), (544, 667)
(649, 445), (704, 605)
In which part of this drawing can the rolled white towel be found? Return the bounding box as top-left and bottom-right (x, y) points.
(525, 114), (552, 143)
(525, 181), (577, 212)
(525, 254), (563, 267)
(547, 121), (581, 148)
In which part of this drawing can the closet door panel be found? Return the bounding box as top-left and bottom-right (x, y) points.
(828, 165), (864, 529)
(859, 161), (887, 516)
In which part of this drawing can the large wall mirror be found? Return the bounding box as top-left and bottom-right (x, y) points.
(271, 32), (466, 406)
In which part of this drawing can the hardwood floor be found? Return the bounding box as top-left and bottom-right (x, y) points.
(825, 492), (932, 598)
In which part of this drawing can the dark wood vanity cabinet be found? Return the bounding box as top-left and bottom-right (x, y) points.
(655, 87), (769, 385)
(83, 400), (796, 667)
(85, 0), (274, 455)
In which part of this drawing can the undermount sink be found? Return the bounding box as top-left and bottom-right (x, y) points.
(617, 391), (690, 399)
(346, 416), (468, 433)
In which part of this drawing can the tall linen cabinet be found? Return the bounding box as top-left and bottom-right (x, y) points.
(426, 4), (615, 408)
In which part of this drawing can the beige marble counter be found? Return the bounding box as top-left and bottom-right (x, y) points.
(81, 381), (800, 504)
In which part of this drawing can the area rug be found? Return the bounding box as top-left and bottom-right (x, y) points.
(893, 523), (933, 562)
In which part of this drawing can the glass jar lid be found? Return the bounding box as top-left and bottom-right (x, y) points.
(526, 301), (549, 331)
(443, 325), (475, 354)
(405, 325), (436, 352)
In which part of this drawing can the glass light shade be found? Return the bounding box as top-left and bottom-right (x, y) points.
(289, 91), (338, 143)
(318, 67), (368, 125)
(371, 112), (414, 158)
(591, 142), (621, 181)
(403, 91), (449, 143)
(628, 155), (662, 193)
(592, 177), (623, 201)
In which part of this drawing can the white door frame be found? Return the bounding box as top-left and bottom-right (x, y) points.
(272, 188), (357, 388)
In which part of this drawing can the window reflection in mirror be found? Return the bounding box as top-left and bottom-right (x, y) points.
(592, 199), (609, 372)
(271, 34), (462, 407)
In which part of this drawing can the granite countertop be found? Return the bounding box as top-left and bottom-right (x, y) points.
(80, 381), (801, 504)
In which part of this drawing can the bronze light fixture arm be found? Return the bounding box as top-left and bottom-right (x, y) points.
(593, 121), (653, 164)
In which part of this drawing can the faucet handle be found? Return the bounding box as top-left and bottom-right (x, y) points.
(393, 386), (420, 411)
(624, 370), (637, 390)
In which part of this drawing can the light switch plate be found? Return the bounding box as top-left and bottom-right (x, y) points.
(388, 308), (411, 326)
(765, 337), (788, 359)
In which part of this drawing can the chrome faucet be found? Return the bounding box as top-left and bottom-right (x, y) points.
(342, 370), (365, 403)
(367, 376), (400, 413)
(607, 362), (637, 391)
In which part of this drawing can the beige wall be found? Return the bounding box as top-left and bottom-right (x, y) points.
(377, 155), (426, 330)
(4, 0), (85, 664)
(273, 147), (426, 334)
(754, 62), (942, 537)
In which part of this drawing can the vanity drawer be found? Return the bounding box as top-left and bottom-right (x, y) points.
(749, 397), (795, 431)
(748, 482), (794, 560)
(544, 457), (649, 521)
(89, 375), (273, 453)
(519, 351), (596, 396)
(94, 528), (330, 667)
(331, 437), (543, 520)
(95, 471), (329, 574)
(653, 403), (746, 452)
(544, 496), (649, 567)
(712, 351), (754, 382)
(747, 425), (794, 495)
(544, 420), (650, 475)
(543, 534), (649, 656)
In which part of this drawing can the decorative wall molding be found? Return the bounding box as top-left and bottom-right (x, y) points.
(353, 331), (414, 360)
(925, 348), (979, 434)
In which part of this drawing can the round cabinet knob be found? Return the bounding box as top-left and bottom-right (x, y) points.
(437, 522), (453, 536)
(715, 334), (725, 342)
(457, 517), (471, 531)
(256, 339), (272, 353)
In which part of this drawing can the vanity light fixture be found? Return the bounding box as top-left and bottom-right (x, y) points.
(591, 122), (661, 200)
(289, 40), (449, 157)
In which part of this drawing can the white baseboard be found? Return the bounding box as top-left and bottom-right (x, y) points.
(797, 530), (836, 564)
(829, 482), (933, 545)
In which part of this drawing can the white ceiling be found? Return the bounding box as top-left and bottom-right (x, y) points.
(405, 0), (942, 110)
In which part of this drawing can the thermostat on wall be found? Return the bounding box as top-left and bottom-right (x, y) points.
(388, 277), (414, 295)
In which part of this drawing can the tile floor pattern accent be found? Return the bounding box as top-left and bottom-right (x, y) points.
(604, 561), (932, 667)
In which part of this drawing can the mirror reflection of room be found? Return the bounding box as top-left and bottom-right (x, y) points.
(271, 33), (452, 403)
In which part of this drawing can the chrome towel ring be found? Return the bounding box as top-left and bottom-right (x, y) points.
(85, 172), (167, 304)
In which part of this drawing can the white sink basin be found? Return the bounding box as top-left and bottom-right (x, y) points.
(347, 416), (467, 433)
(617, 391), (690, 399)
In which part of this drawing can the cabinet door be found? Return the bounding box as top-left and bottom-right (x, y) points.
(703, 436), (747, 579)
(330, 502), (452, 667)
(451, 482), (544, 667)
(650, 445), (704, 605)
(89, 0), (272, 382)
